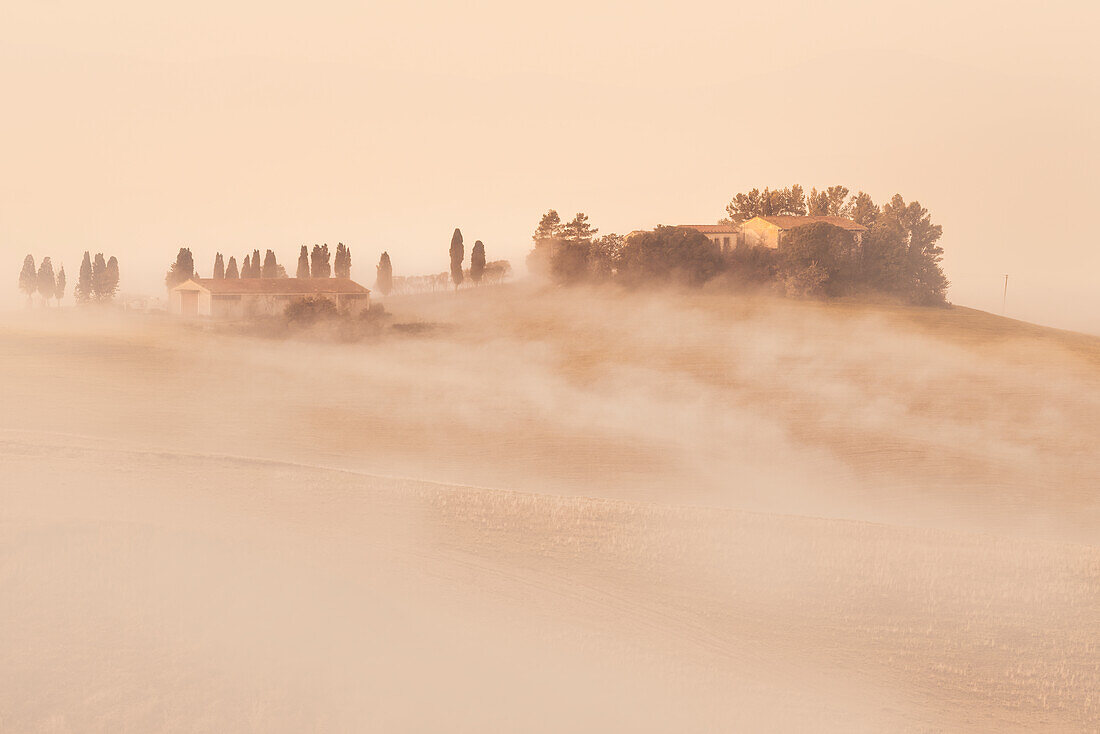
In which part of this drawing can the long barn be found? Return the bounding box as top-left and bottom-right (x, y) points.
(168, 277), (371, 319)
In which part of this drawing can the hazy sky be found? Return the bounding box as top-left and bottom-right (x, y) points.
(2, 1), (1098, 332)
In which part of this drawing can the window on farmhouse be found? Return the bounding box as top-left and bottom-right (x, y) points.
(211, 294), (241, 301)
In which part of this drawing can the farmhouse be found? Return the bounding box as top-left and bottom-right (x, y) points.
(681, 217), (868, 251)
(738, 215), (867, 249)
(168, 277), (370, 319)
(678, 224), (742, 252)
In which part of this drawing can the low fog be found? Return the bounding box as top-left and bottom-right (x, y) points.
(2, 286), (1098, 731)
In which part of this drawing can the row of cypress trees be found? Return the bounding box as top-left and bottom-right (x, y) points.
(448, 229), (487, 290)
(19, 252), (118, 306)
(165, 244), (398, 296)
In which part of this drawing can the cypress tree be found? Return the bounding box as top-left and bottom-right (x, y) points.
(19, 255), (37, 303)
(225, 256), (239, 279)
(262, 249), (279, 278)
(105, 256), (119, 300)
(470, 240), (486, 284)
(449, 229), (464, 290)
(296, 246), (310, 278)
(37, 257), (56, 306)
(376, 252), (393, 296)
(334, 243), (352, 278)
(311, 244), (331, 277)
(55, 266), (66, 304)
(165, 248), (194, 288)
(251, 249), (262, 278)
(241, 254), (251, 278)
(92, 253), (108, 301)
(213, 253), (225, 279)
(76, 251), (93, 303)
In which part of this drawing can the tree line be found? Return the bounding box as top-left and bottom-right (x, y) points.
(530, 185), (949, 305)
(18, 251), (119, 306)
(164, 243), (401, 296)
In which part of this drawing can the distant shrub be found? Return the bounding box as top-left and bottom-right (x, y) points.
(618, 226), (723, 288)
(284, 297), (339, 324)
(782, 263), (829, 298)
(723, 244), (779, 286)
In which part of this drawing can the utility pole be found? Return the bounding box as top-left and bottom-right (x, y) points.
(1002, 274), (1009, 315)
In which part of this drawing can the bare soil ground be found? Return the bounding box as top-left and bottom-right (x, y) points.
(1, 287), (1097, 732)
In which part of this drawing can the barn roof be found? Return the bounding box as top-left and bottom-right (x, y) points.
(680, 224), (741, 234)
(176, 277), (370, 295)
(750, 215), (868, 232)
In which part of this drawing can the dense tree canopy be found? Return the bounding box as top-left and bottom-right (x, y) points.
(806, 186), (853, 217)
(618, 226), (723, 287)
(779, 222), (858, 297)
(533, 210), (562, 241)
(724, 185), (807, 224)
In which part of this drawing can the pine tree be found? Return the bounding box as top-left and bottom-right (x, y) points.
(105, 256), (119, 300)
(533, 210), (563, 241)
(375, 252), (393, 296)
(449, 229), (464, 290)
(19, 255), (36, 303)
(76, 251), (93, 303)
(225, 256), (240, 279)
(37, 257), (56, 306)
(165, 248), (195, 288)
(241, 254), (252, 278)
(248, 250), (259, 278)
(262, 249), (279, 278)
(297, 246), (310, 278)
(92, 253), (108, 301)
(470, 240), (486, 284)
(55, 266), (66, 304)
(213, 253), (225, 279)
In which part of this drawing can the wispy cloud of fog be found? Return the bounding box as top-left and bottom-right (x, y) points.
(1, 287), (1098, 731)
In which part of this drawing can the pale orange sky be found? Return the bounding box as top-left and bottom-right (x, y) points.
(2, 1), (1098, 332)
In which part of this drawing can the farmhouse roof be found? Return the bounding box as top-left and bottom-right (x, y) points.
(175, 277), (370, 295)
(752, 215), (868, 232)
(680, 224), (741, 234)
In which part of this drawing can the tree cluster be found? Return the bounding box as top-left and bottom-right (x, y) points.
(531, 187), (949, 306)
(74, 251), (119, 303)
(527, 210), (624, 285)
(19, 254), (69, 306)
(726, 186), (949, 304)
(445, 229), (493, 289)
